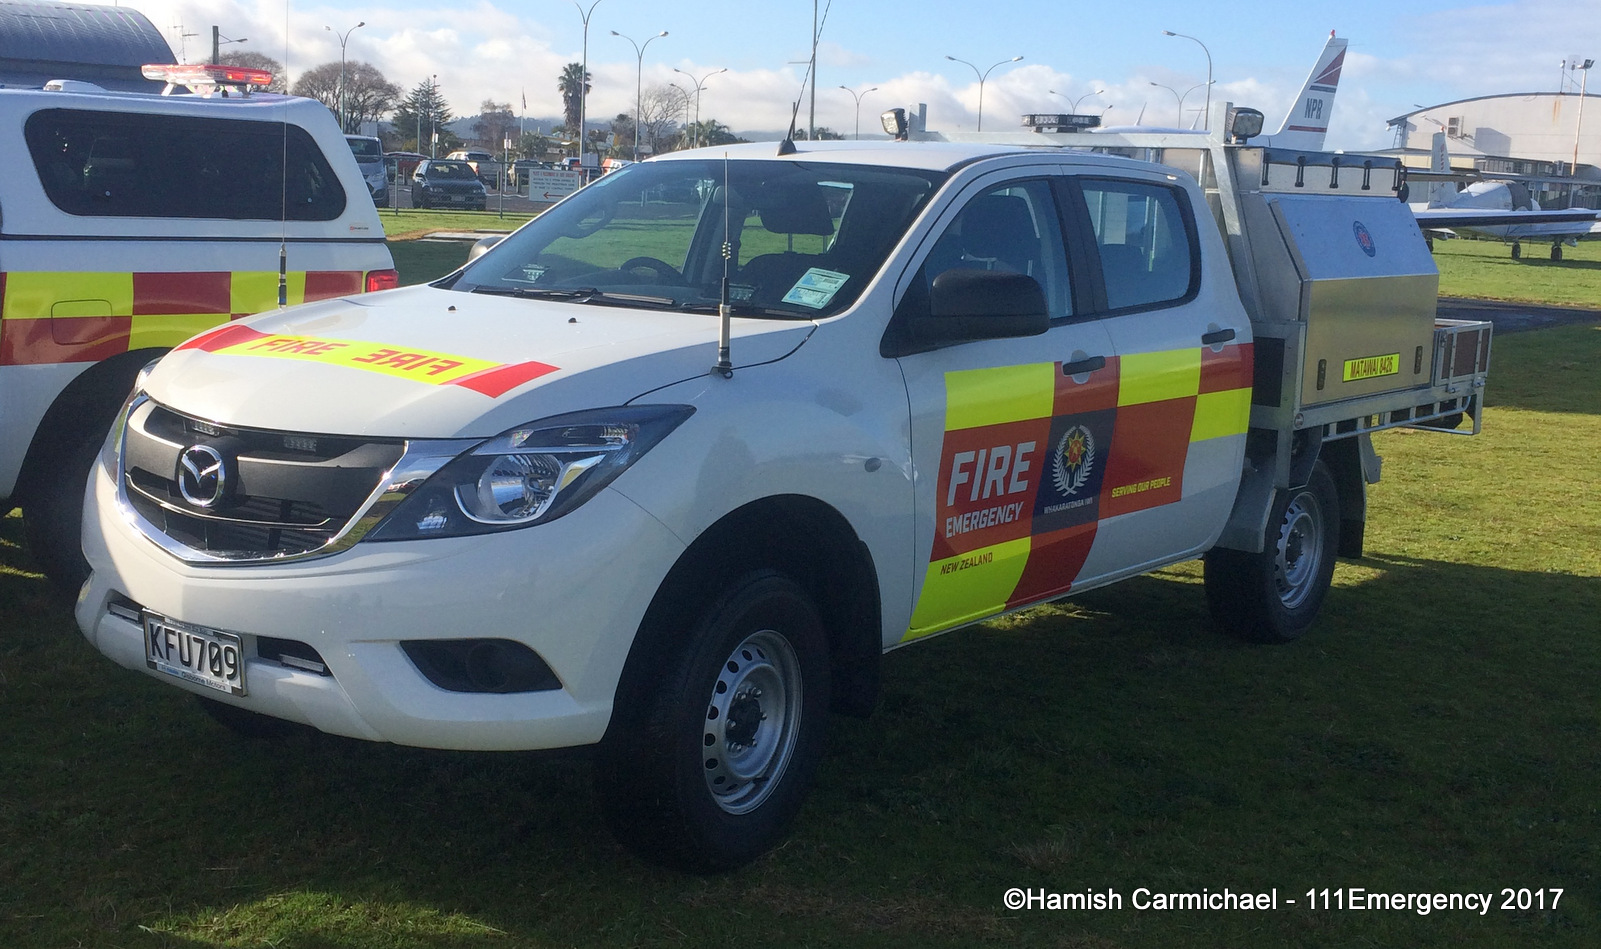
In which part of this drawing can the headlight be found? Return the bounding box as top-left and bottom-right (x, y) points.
(364, 405), (693, 542)
(101, 359), (160, 474)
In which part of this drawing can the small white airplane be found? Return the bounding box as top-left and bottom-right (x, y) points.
(1410, 132), (1601, 259)
(1093, 31), (1349, 151)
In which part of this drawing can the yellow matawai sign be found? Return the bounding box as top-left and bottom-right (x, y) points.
(1343, 352), (1400, 382)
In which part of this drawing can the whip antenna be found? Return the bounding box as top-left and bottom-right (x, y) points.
(713, 152), (733, 378)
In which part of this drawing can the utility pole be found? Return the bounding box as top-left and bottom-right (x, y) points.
(1575, 59), (1594, 178)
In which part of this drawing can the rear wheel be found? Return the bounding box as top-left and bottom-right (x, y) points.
(1204, 461), (1340, 643)
(596, 570), (830, 871)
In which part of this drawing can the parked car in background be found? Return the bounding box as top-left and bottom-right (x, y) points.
(444, 149), (504, 188)
(345, 135), (387, 206)
(410, 159), (487, 210)
(384, 151), (426, 187)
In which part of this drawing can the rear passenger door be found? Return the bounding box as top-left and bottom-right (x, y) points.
(1062, 175), (1252, 575)
(893, 170), (1120, 643)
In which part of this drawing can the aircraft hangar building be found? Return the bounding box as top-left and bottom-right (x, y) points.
(1385, 92), (1601, 210)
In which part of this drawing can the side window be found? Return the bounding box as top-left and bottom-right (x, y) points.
(1080, 180), (1196, 311)
(922, 179), (1072, 318)
(24, 108), (347, 221)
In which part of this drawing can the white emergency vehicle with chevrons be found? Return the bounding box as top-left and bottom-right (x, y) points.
(0, 64), (396, 590)
(77, 101), (1490, 871)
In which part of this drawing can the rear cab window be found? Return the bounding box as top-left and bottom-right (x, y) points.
(25, 108), (347, 221)
(1077, 179), (1199, 311)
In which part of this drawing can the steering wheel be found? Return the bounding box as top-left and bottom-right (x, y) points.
(619, 256), (682, 282)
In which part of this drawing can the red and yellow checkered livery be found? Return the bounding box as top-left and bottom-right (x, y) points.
(906, 340), (1254, 640)
(0, 269), (368, 366)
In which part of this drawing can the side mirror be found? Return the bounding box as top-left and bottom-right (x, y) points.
(882, 268), (1049, 356)
(467, 235), (504, 262)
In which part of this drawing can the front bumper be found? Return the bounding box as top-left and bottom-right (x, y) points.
(76, 456), (685, 751)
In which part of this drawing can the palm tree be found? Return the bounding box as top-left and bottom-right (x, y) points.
(558, 62), (590, 141)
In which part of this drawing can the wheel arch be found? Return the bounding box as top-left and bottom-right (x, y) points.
(1317, 435), (1376, 559)
(613, 494), (883, 722)
(14, 347), (162, 504)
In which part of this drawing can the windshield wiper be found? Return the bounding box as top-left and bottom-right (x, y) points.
(468, 286), (678, 308)
(678, 302), (815, 320)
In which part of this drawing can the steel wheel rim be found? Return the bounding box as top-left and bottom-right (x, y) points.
(1273, 489), (1323, 610)
(701, 629), (802, 815)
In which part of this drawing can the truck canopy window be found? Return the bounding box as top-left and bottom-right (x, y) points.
(24, 108), (347, 221)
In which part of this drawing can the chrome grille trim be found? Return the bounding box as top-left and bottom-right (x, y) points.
(115, 395), (477, 566)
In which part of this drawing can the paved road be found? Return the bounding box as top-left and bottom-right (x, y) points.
(1437, 298), (1601, 334)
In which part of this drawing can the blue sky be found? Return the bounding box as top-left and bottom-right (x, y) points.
(142, 0), (1601, 149)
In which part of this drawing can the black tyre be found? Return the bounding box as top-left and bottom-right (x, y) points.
(596, 570), (830, 871)
(1511, 241), (1521, 259)
(1204, 461), (1340, 643)
(22, 430), (102, 594)
(1551, 243), (1563, 261)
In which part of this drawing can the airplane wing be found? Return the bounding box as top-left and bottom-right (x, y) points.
(1411, 208), (1601, 229)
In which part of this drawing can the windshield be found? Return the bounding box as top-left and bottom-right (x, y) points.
(427, 162), (477, 179)
(448, 158), (946, 318)
(347, 137), (382, 160)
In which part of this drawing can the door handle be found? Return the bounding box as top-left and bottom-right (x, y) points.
(1201, 327), (1237, 346)
(1061, 354), (1107, 376)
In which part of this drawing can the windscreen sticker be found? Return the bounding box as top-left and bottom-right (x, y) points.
(176, 325), (558, 397)
(780, 268), (850, 309)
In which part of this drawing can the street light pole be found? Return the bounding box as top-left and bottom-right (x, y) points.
(671, 67), (726, 147)
(612, 29), (668, 161)
(1179, 81), (1214, 129)
(1162, 30), (1213, 129)
(1149, 82), (1183, 126)
(573, 0), (604, 179)
(210, 27), (247, 66)
(945, 54), (1023, 132)
(838, 84), (878, 139)
(429, 74), (439, 157)
(1576, 59), (1594, 177)
(1048, 88), (1103, 115)
(326, 22), (365, 134)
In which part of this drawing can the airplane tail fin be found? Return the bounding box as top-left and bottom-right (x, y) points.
(1259, 31), (1348, 150)
(1426, 131), (1457, 206)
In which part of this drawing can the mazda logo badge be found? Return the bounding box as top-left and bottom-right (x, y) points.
(177, 444), (228, 508)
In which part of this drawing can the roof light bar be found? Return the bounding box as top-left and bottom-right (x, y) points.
(141, 63), (273, 97)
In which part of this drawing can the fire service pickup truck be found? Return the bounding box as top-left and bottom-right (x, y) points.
(76, 103), (1491, 870)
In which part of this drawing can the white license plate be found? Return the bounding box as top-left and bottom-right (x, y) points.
(143, 613), (247, 696)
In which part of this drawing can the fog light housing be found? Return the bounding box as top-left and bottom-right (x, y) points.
(401, 639), (561, 693)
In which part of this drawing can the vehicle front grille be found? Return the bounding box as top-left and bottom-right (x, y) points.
(120, 400), (406, 562)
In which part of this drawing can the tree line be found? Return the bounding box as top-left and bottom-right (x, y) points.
(216, 52), (826, 160)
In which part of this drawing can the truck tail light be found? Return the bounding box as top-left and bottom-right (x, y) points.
(365, 270), (400, 292)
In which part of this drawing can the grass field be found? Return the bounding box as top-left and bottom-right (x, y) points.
(1, 307), (1597, 945)
(1432, 237), (1601, 306)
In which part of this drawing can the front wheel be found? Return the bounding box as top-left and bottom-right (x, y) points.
(1204, 461), (1340, 643)
(22, 430), (102, 594)
(596, 570), (830, 871)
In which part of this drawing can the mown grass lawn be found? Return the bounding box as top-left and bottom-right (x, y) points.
(1, 305), (1597, 946)
(1433, 237), (1601, 307)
